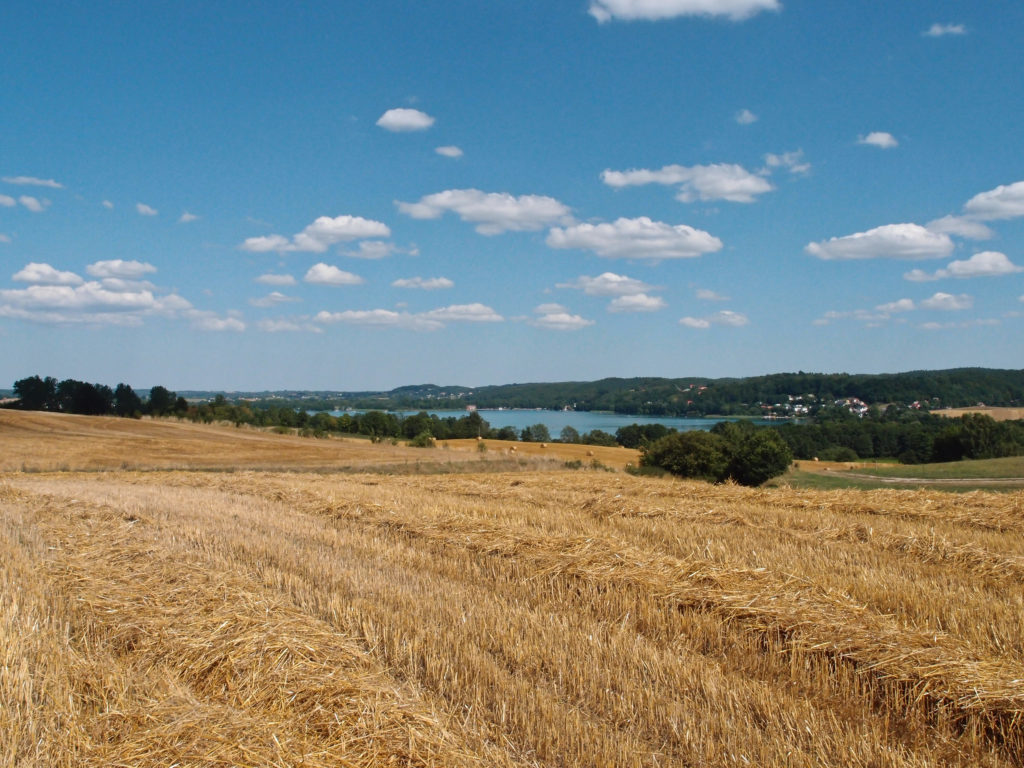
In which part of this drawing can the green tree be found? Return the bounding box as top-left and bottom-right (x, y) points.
(559, 425), (581, 443)
(641, 431), (730, 483)
(521, 423), (551, 442)
(13, 375), (57, 410)
(725, 429), (793, 486)
(148, 385), (176, 416)
(113, 383), (143, 417)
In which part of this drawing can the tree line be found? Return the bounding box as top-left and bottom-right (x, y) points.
(10, 375), (186, 417)
(9, 374), (1024, 469)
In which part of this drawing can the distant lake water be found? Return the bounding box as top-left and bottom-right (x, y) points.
(325, 408), (780, 435)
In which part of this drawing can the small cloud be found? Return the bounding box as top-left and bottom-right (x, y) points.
(423, 303), (503, 323)
(255, 273), (297, 286)
(530, 305), (594, 331)
(680, 310), (749, 329)
(875, 298), (916, 313)
(696, 288), (729, 301)
(806, 223), (953, 260)
(343, 241), (402, 259)
(925, 215), (994, 240)
(858, 132), (899, 149)
(608, 293), (666, 313)
(19, 196), (49, 212)
(315, 308), (442, 331)
(86, 260), (157, 279)
(0, 195), (15, 207)
(240, 215), (391, 253)
(435, 145), (464, 158)
(0, 234), (10, 244)
(2, 176), (63, 189)
(735, 108), (758, 125)
(963, 180), (1024, 221)
(136, 203), (158, 216)
(548, 217), (722, 260)
(102, 200), (114, 209)
(257, 318), (323, 333)
(391, 276), (454, 290)
(602, 162), (773, 203)
(763, 150), (811, 175)
(398, 188), (572, 235)
(13, 262), (83, 286)
(535, 303), (567, 314)
(179, 211), (199, 223)
(924, 23), (966, 37)
(188, 311), (245, 332)
(376, 108), (435, 132)
(249, 291), (301, 308)
(588, 0), (780, 23)
(904, 251), (1023, 282)
(557, 272), (655, 296)
(304, 262), (365, 286)
(920, 292), (973, 311)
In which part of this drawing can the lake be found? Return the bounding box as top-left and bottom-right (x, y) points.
(326, 408), (780, 436)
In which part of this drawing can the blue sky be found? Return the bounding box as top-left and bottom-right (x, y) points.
(2, 1), (1022, 390)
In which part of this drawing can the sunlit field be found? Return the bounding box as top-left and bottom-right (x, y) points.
(2, 410), (1022, 766)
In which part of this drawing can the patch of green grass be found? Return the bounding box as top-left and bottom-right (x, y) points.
(852, 456), (1024, 479)
(775, 464), (1024, 493)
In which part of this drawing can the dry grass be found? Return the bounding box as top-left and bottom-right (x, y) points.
(2, 410), (1023, 766)
(933, 407), (1024, 422)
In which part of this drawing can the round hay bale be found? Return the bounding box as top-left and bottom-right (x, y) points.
(540, 443), (547, 448)
(476, 435), (482, 441)
(586, 450), (594, 457)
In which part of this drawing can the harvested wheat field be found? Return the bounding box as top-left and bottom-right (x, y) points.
(2, 412), (1023, 766)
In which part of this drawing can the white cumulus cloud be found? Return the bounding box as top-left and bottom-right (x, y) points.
(189, 311), (246, 332)
(0, 195), (14, 207)
(589, 0), (780, 23)
(602, 163), (773, 203)
(86, 260), (157, 279)
(547, 217), (723, 260)
(179, 211), (199, 223)
(255, 273), (296, 286)
(608, 293), (666, 313)
(314, 309), (443, 332)
(136, 203), (158, 216)
(696, 288), (728, 301)
(2, 176), (63, 188)
(924, 23), (966, 37)
(423, 303), (503, 323)
(925, 215), (994, 240)
(920, 292), (973, 311)
(806, 223), (954, 260)
(557, 272), (655, 296)
(963, 181), (1024, 221)
(249, 291), (301, 308)
(13, 262), (83, 286)
(530, 305), (594, 331)
(391, 276), (454, 290)
(397, 188), (572, 235)
(858, 132), (899, 149)
(904, 251), (1023, 282)
(376, 108), (435, 132)
(435, 145), (463, 158)
(241, 215), (391, 253)
(257, 318), (323, 333)
(304, 263), (365, 286)
(19, 196), (49, 212)
(735, 108), (758, 125)
(763, 150), (811, 175)
(679, 310), (749, 329)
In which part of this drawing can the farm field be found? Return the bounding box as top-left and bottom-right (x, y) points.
(2, 410), (1023, 766)
(934, 407), (1024, 422)
(785, 457), (1024, 492)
